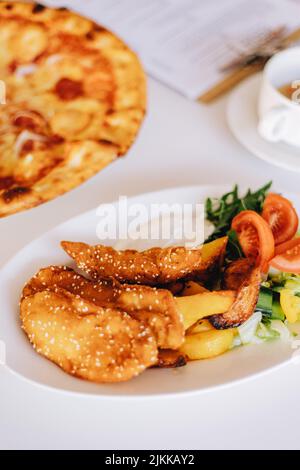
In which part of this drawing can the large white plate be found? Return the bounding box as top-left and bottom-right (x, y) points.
(0, 185), (299, 399)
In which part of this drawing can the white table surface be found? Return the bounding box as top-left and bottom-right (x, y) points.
(1, 45), (300, 449)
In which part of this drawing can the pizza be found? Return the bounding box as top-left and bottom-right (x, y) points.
(0, 1), (146, 217)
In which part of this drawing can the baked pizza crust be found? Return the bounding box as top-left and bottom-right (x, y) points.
(0, 2), (146, 217)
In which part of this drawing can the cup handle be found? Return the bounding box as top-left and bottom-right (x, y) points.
(258, 106), (290, 143)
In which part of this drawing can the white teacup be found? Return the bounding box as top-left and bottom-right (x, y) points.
(258, 47), (300, 147)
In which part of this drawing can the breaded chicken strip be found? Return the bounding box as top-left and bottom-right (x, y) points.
(22, 266), (185, 350)
(61, 241), (205, 286)
(20, 289), (158, 383)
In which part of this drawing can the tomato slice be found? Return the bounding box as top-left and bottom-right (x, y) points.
(275, 237), (300, 256)
(231, 210), (275, 268)
(270, 238), (300, 273)
(262, 193), (299, 245)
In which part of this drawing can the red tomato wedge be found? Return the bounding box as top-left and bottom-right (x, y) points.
(270, 238), (300, 273)
(262, 193), (299, 245)
(232, 210), (275, 268)
(275, 238), (300, 256)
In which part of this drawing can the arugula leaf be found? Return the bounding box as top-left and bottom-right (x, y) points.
(205, 182), (272, 261)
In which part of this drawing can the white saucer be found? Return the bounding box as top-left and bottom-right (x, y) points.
(227, 74), (300, 173)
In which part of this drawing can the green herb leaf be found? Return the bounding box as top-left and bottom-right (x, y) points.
(205, 182), (272, 261)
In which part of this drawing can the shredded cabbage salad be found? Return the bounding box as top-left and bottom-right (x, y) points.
(232, 271), (300, 348)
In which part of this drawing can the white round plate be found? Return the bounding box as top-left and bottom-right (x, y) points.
(227, 74), (300, 173)
(0, 185), (299, 399)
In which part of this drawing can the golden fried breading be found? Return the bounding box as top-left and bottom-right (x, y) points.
(20, 289), (158, 383)
(61, 241), (206, 286)
(116, 285), (184, 350)
(22, 266), (118, 304)
(22, 266), (185, 350)
(210, 267), (261, 329)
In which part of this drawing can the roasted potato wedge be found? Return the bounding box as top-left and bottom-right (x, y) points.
(210, 267), (261, 329)
(201, 236), (227, 265)
(175, 290), (236, 330)
(196, 237), (228, 285)
(223, 258), (255, 290)
(181, 281), (209, 296)
(155, 349), (187, 368)
(180, 329), (234, 361)
(186, 319), (214, 335)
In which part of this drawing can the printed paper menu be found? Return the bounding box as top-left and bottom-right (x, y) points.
(46, 0), (300, 99)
